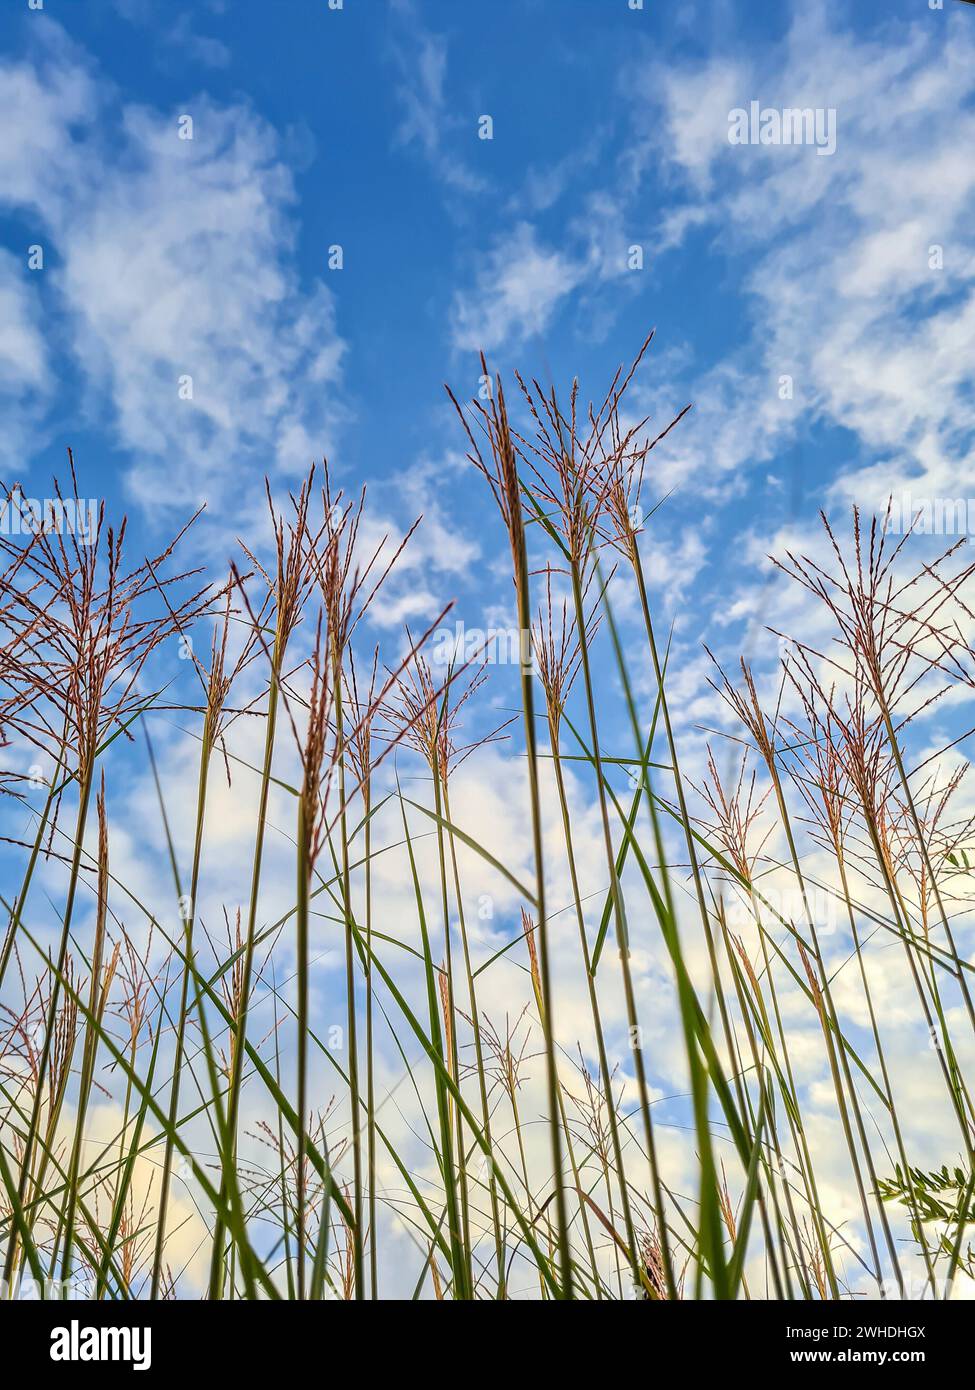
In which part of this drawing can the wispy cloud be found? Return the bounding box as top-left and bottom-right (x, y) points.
(387, 0), (487, 197)
(449, 222), (583, 353)
(0, 20), (346, 521)
(628, 3), (975, 504)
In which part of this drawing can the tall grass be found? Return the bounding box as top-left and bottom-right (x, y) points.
(1, 358), (974, 1300)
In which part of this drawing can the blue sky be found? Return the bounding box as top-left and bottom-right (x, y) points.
(4, 0), (973, 698)
(5, 0), (975, 1005)
(2, 0), (974, 942)
(3, 0), (975, 1292)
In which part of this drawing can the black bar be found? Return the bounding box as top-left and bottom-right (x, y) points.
(0, 1297), (959, 1376)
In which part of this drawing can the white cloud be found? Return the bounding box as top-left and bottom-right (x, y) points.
(387, 0), (487, 198)
(629, 3), (975, 507)
(0, 22), (347, 521)
(449, 222), (583, 353)
(167, 12), (232, 70)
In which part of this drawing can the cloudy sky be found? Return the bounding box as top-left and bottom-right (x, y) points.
(3, 0), (973, 649)
(2, 0), (975, 1295)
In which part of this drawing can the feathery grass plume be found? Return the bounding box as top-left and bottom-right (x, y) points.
(437, 960), (454, 1098)
(448, 360), (572, 1295)
(5, 373), (975, 1302)
(150, 577), (262, 1298)
(638, 1227), (683, 1301)
(0, 456), (210, 790)
(578, 347), (755, 1304)
(530, 564), (599, 737)
(566, 1046), (633, 1296)
(299, 469), (418, 1298)
(785, 685), (951, 1291)
(0, 456), (209, 1287)
(465, 349), (685, 1295)
(772, 507), (975, 1041)
(475, 1004), (551, 1291)
(380, 644), (499, 780)
(516, 344), (722, 1297)
(293, 617), (339, 1298)
(697, 780), (820, 1302)
(299, 470), (421, 1300)
(695, 746), (773, 885)
(693, 748), (805, 1278)
(768, 701), (915, 1290)
(773, 514), (975, 1288)
(775, 534), (975, 1165)
(889, 770), (975, 940)
(384, 642), (518, 1295)
(531, 566), (641, 1297)
(209, 467), (321, 1299)
(377, 650), (490, 1297)
(708, 651), (894, 1292)
(429, 1247), (445, 1301)
(593, 343), (692, 567)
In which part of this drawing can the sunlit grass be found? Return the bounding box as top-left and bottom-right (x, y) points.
(1, 359), (974, 1300)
